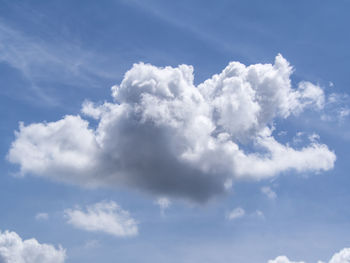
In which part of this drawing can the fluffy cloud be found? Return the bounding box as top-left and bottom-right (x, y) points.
(64, 201), (138, 237)
(269, 248), (350, 263)
(0, 230), (65, 263)
(7, 55), (336, 202)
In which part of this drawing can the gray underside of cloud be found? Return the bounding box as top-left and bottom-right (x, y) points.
(7, 54), (336, 202)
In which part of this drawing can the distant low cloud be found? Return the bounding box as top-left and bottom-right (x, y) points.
(261, 186), (277, 200)
(255, 210), (265, 219)
(155, 197), (171, 215)
(35, 212), (49, 221)
(325, 248), (350, 263)
(7, 55), (336, 202)
(268, 247), (350, 263)
(83, 239), (100, 249)
(268, 256), (304, 263)
(64, 201), (138, 237)
(321, 93), (350, 123)
(0, 230), (66, 263)
(227, 207), (245, 220)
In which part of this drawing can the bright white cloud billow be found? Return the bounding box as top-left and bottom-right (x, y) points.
(7, 55), (336, 202)
(64, 201), (138, 237)
(269, 248), (350, 263)
(0, 230), (66, 263)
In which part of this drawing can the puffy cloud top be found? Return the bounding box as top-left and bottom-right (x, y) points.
(7, 55), (336, 202)
(0, 230), (66, 263)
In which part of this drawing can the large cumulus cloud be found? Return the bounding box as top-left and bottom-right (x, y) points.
(0, 230), (66, 263)
(7, 55), (336, 202)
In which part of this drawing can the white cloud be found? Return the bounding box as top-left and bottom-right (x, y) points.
(7, 55), (336, 202)
(255, 210), (265, 219)
(261, 186), (277, 200)
(35, 213), (49, 221)
(0, 230), (66, 263)
(227, 207), (245, 220)
(269, 248), (350, 263)
(64, 201), (138, 237)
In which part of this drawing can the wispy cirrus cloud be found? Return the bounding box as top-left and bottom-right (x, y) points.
(0, 22), (117, 106)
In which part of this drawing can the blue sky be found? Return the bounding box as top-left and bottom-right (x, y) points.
(1, 1), (350, 263)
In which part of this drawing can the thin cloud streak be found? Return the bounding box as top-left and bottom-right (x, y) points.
(0, 22), (118, 107)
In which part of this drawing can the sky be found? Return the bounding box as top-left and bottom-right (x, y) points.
(1, 0), (350, 262)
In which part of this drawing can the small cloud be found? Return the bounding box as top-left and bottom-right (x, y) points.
(84, 239), (100, 249)
(296, 132), (304, 137)
(323, 93), (350, 122)
(277, 131), (287, 137)
(293, 132), (304, 144)
(261, 186), (277, 200)
(227, 207), (245, 220)
(224, 179), (233, 190)
(339, 108), (350, 119)
(155, 197), (171, 215)
(64, 201), (138, 237)
(308, 133), (320, 143)
(255, 210), (265, 219)
(35, 212), (49, 221)
(268, 255), (304, 263)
